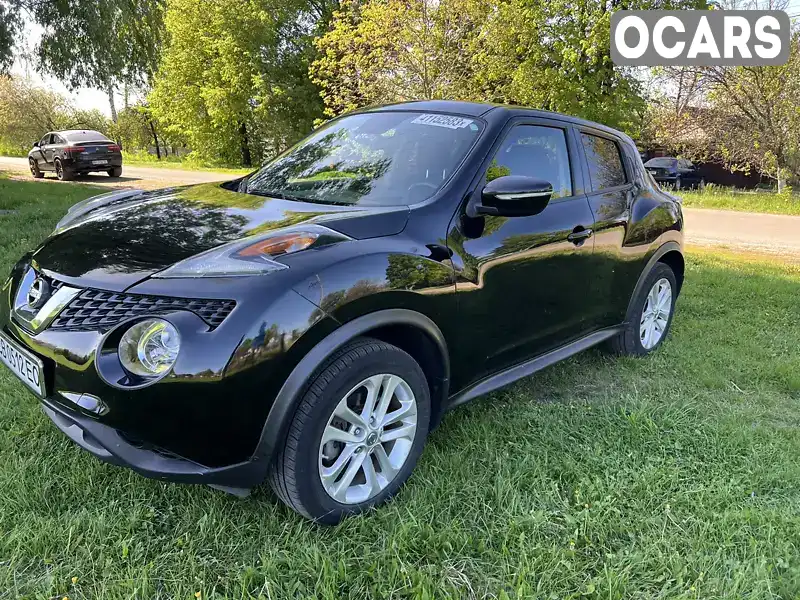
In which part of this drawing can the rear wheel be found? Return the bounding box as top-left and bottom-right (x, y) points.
(29, 158), (43, 179)
(108, 167), (122, 177)
(270, 338), (430, 523)
(54, 159), (73, 181)
(608, 262), (677, 356)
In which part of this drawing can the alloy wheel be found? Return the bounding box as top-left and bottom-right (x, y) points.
(640, 277), (672, 349)
(318, 373), (417, 505)
(55, 160), (63, 179)
(29, 159), (36, 176)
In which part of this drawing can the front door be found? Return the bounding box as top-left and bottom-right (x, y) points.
(35, 134), (51, 170)
(43, 134), (63, 168)
(447, 121), (598, 392)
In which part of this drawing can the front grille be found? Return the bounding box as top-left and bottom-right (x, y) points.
(48, 288), (236, 332)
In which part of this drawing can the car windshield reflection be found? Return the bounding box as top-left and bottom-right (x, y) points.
(245, 111), (484, 206)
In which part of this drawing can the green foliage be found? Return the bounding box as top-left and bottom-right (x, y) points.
(313, 0), (706, 135)
(311, 0), (489, 117)
(148, 0), (329, 167)
(0, 1), (21, 73)
(33, 0), (165, 90)
(0, 76), (112, 155)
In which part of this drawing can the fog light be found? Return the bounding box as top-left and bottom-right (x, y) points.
(118, 318), (180, 378)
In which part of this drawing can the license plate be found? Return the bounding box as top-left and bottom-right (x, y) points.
(0, 331), (45, 397)
(92, 159), (108, 165)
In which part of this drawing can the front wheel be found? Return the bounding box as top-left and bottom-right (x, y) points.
(29, 158), (43, 178)
(270, 338), (430, 523)
(608, 262), (677, 356)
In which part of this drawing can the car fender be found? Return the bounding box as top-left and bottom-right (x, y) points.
(248, 308), (450, 473)
(624, 240), (683, 321)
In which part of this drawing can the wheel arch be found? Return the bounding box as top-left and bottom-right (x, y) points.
(250, 308), (450, 477)
(625, 241), (684, 321)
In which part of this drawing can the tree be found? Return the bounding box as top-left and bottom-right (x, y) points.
(0, 1), (22, 73)
(0, 0), (165, 119)
(149, 0), (330, 167)
(312, 0), (704, 134)
(652, 33), (800, 191)
(311, 0), (489, 117)
(0, 75), (111, 154)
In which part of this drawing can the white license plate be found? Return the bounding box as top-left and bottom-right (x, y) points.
(0, 331), (45, 397)
(92, 159), (108, 165)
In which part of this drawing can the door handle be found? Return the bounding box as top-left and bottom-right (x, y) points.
(567, 228), (593, 245)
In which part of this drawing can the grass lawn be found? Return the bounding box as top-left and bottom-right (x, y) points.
(0, 177), (799, 599)
(679, 188), (800, 216)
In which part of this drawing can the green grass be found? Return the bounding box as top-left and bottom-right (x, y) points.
(122, 150), (252, 175)
(679, 186), (800, 216)
(0, 175), (799, 599)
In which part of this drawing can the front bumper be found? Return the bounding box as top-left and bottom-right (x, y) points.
(41, 396), (262, 490)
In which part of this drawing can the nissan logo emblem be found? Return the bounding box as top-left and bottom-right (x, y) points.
(27, 277), (50, 310)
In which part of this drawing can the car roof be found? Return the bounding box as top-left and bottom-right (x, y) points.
(358, 100), (634, 143)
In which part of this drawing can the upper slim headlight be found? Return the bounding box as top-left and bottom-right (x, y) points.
(118, 319), (180, 378)
(154, 225), (350, 278)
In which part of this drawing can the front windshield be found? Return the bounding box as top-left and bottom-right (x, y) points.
(245, 111), (484, 206)
(645, 157), (678, 168)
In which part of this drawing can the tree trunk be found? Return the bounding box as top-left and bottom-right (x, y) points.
(149, 119), (161, 160)
(239, 121), (252, 167)
(777, 169), (786, 194)
(107, 85), (118, 123)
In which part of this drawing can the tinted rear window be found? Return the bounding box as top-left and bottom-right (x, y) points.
(645, 157), (678, 168)
(581, 133), (626, 191)
(63, 131), (111, 142)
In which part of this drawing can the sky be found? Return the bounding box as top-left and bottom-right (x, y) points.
(11, 1), (800, 117)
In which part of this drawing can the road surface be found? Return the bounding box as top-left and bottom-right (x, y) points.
(0, 155), (236, 190)
(2, 155), (799, 256)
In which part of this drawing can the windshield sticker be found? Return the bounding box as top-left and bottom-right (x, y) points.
(411, 114), (474, 130)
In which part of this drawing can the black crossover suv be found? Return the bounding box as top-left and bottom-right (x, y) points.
(1, 101), (683, 522)
(28, 130), (123, 180)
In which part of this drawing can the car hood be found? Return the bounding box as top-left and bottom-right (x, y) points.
(31, 181), (409, 291)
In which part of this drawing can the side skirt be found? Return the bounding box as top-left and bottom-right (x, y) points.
(447, 326), (623, 409)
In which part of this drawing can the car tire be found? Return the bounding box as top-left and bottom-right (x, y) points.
(108, 167), (122, 177)
(607, 262), (677, 357)
(29, 158), (43, 179)
(55, 159), (74, 181)
(269, 337), (430, 523)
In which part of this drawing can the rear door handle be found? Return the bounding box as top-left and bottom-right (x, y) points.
(568, 228), (593, 244)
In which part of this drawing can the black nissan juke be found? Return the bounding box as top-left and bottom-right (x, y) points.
(1, 101), (683, 523)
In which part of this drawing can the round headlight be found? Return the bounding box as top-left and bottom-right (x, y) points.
(118, 318), (180, 378)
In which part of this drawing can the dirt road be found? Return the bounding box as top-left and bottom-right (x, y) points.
(0, 156), (236, 190)
(2, 155), (799, 256)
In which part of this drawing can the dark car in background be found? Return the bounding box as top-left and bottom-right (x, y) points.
(2, 101), (683, 523)
(28, 130), (123, 181)
(644, 157), (703, 189)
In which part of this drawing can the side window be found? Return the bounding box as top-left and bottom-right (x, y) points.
(487, 125), (572, 199)
(53, 135), (65, 145)
(580, 133), (626, 191)
(40, 134), (52, 146)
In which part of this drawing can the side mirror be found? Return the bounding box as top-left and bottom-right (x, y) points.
(33, 141), (40, 148)
(474, 175), (553, 217)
